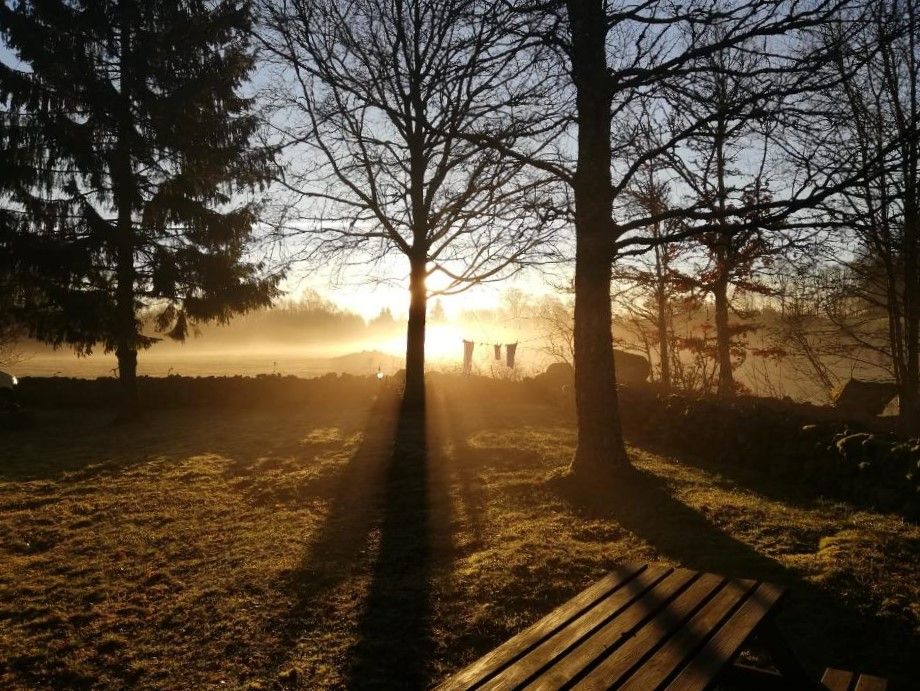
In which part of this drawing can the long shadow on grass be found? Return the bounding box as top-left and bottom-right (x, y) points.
(438, 387), (490, 548)
(0, 383), (382, 483)
(625, 432), (838, 514)
(266, 386), (455, 689)
(255, 390), (401, 680)
(551, 465), (917, 688)
(553, 466), (789, 591)
(345, 395), (436, 689)
(287, 389), (398, 565)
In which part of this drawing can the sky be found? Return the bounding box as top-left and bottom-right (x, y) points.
(0, 11), (794, 326)
(0, 38), (565, 324)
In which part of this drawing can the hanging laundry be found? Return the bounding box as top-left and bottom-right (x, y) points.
(505, 342), (518, 369)
(494, 344), (501, 360)
(462, 339), (475, 374)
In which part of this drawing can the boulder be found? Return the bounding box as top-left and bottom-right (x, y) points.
(614, 350), (651, 385)
(540, 350), (651, 388)
(832, 379), (899, 417)
(543, 362), (574, 385)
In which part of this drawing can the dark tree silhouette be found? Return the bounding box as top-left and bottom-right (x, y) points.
(0, 0), (279, 419)
(613, 165), (684, 391)
(463, 0), (872, 479)
(258, 0), (558, 408)
(0, 259), (19, 368)
(659, 30), (791, 398)
(806, 0), (920, 428)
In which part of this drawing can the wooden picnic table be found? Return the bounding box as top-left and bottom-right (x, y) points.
(436, 562), (870, 690)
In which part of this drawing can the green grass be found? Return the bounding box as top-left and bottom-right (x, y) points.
(1, 381), (917, 689)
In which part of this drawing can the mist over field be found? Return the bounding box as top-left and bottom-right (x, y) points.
(9, 290), (552, 378)
(9, 288), (892, 406)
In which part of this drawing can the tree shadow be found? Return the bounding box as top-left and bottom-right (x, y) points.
(626, 434), (836, 513)
(437, 387), (493, 548)
(552, 466), (790, 585)
(265, 391), (403, 655)
(0, 386), (378, 484)
(258, 386), (455, 689)
(345, 396), (435, 689)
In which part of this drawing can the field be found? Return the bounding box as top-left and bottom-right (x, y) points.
(11, 349), (406, 379)
(1, 378), (918, 689)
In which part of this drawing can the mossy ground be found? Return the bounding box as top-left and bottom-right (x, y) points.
(1, 380), (917, 689)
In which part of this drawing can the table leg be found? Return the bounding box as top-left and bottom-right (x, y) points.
(757, 618), (820, 689)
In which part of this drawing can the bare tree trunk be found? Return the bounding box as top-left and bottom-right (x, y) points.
(714, 269), (734, 397)
(404, 252), (427, 409)
(713, 118), (734, 398)
(901, 211), (920, 431)
(656, 282), (671, 391)
(567, 0), (629, 479)
(901, 0), (920, 432)
(654, 241), (671, 391)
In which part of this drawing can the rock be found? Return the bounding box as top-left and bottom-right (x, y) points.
(835, 432), (872, 460)
(832, 379), (899, 417)
(613, 350), (651, 385)
(544, 362), (574, 385)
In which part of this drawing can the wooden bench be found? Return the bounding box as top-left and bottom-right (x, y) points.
(436, 563), (887, 690)
(821, 668), (888, 691)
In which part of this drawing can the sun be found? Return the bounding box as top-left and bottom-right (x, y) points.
(372, 322), (466, 363)
(422, 322), (467, 360)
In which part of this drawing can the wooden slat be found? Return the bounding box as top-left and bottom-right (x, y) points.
(567, 573), (727, 690)
(855, 673), (888, 691)
(665, 582), (786, 691)
(437, 566), (824, 691)
(821, 668), (889, 691)
(479, 567), (688, 690)
(821, 668), (854, 690)
(618, 578), (757, 690)
(434, 564), (651, 691)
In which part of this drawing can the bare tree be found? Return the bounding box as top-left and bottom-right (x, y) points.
(612, 165), (684, 390)
(467, 0), (863, 479)
(534, 293), (575, 366)
(807, 0), (920, 427)
(659, 29), (799, 397)
(257, 0), (559, 407)
(769, 260), (846, 401)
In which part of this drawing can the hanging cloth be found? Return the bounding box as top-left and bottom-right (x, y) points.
(494, 344), (501, 360)
(505, 342), (518, 369)
(462, 339), (475, 374)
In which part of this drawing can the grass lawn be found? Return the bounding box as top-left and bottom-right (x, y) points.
(1, 380), (918, 689)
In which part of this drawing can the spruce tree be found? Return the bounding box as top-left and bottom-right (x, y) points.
(0, 0), (278, 419)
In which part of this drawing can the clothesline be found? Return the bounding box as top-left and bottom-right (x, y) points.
(462, 306), (535, 347)
(462, 339), (519, 372)
(462, 341), (519, 347)
(457, 334), (545, 346)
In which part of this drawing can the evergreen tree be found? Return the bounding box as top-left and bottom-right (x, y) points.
(429, 299), (446, 323)
(0, 0), (279, 419)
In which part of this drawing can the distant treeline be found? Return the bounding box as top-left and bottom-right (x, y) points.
(9, 291), (403, 354)
(161, 292), (401, 346)
(47, 289), (544, 356)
